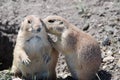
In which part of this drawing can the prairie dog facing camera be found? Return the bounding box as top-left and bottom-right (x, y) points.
(11, 15), (58, 80)
(41, 15), (102, 80)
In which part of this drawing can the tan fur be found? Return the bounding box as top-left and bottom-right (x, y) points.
(42, 15), (101, 80)
(11, 15), (58, 80)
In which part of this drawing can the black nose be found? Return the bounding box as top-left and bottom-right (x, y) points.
(37, 27), (41, 32)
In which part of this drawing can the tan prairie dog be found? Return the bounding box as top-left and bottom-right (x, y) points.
(11, 15), (58, 80)
(41, 15), (102, 80)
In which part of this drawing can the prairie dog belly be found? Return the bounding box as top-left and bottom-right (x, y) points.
(20, 36), (50, 76)
(25, 36), (43, 54)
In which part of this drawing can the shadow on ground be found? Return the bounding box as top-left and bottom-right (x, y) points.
(96, 70), (112, 80)
(57, 70), (112, 80)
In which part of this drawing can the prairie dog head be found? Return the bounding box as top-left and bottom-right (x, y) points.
(41, 15), (69, 36)
(19, 15), (46, 38)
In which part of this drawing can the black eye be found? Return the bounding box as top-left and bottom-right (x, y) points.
(48, 20), (55, 23)
(28, 20), (31, 23)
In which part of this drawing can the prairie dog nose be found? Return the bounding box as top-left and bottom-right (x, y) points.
(32, 27), (41, 33)
(36, 27), (41, 32)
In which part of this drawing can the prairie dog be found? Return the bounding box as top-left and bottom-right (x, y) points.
(41, 15), (101, 80)
(11, 15), (58, 80)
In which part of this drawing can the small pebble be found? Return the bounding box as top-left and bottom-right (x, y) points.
(102, 36), (111, 46)
(99, 13), (105, 17)
(118, 37), (120, 41)
(13, 78), (22, 80)
(83, 23), (89, 31)
(58, 73), (70, 79)
(106, 50), (113, 56)
(103, 56), (114, 62)
(108, 30), (114, 35)
(102, 65), (107, 69)
(117, 59), (120, 67)
(98, 28), (105, 33)
(101, 51), (106, 58)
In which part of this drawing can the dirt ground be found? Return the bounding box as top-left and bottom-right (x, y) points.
(0, 0), (120, 80)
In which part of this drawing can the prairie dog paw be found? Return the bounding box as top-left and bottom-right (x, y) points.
(48, 35), (54, 43)
(43, 54), (51, 64)
(10, 70), (15, 76)
(21, 56), (31, 66)
(10, 65), (17, 75)
(48, 34), (58, 42)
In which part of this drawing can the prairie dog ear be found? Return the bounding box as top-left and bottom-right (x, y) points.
(20, 18), (27, 31)
(40, 19), (48, 31)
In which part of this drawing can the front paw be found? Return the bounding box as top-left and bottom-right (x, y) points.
(48, 36), (55, 47)
(48, 35), (54, 43)
(10, 67), (22, 77)
(21, 57), (31, 66)
(43, 54), (51, 64)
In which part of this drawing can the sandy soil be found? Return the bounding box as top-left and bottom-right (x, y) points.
(0, 0), (120, 80)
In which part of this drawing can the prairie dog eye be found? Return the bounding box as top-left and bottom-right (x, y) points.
(48, 19), (55, 23)
(28, 20), (31, 24)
